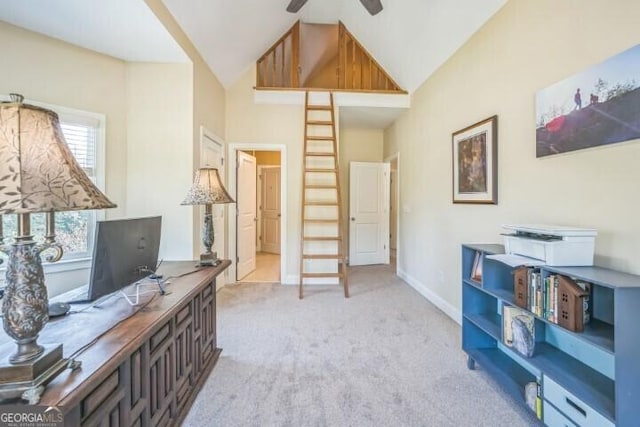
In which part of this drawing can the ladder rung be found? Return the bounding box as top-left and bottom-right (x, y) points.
(303, 236), (341, 241)
(307, 136), (335, 141)
(305, 168), (336, 173)
(306, 105), (332, 111)
(305, 152), (335, 157)
(307, 120), (333, 126)
(303, 254), (342, 259)
(304, 219), (339, 223)
(301, 273), (343, 278)
(306, 185), (337, 189)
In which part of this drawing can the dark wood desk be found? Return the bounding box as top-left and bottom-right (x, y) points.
(1, 260), (229, 427)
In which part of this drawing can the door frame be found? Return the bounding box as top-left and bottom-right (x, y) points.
(384, 152), (400, 275)
(200, 127), (228, 288)
(227, 143), (287, 283)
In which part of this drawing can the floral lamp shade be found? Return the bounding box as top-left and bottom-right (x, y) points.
(181, 168), (234, 206)
(0, 99), (116, 214)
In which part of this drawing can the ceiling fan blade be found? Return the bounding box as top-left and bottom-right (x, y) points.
(286, 0), (309, 13)
(359, 0), (383, 16)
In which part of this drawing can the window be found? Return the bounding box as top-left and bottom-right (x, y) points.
(1, 99), (106, 262)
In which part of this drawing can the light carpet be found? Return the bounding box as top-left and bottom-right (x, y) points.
(184, 264), (538, 426)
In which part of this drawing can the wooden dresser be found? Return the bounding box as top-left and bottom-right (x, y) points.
(6, 260), (229, 426)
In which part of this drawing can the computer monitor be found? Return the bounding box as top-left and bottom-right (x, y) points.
(86, 216), (162, 302)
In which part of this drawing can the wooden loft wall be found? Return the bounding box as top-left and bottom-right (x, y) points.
(256, 21), (300, 88)
(336, 22), (402, 92)
(255, 21), (405, 93)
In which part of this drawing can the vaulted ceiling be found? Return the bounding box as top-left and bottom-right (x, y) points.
(0, 0), (506, 94)
(162, 0), (507, 92)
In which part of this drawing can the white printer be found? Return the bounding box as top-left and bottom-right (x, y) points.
(502, 224), (597, 266)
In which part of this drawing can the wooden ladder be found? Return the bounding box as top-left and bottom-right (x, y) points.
(299, 91), (349, 299)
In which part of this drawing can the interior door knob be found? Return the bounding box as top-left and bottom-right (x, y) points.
(351, 217), (355, 221)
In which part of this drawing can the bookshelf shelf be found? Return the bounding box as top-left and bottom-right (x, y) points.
(461, 244), (640, 426)
(465, 348), (534, 403)
(464, 312), (501, 340)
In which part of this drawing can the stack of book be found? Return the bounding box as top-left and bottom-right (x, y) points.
(513, 268), (591, 330)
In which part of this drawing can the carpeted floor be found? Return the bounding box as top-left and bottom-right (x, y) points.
(183, 264), (538, 426)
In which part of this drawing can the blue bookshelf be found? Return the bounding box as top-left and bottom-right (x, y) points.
(461, 244), (639, 426)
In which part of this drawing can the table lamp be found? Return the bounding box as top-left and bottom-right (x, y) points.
(0, 94), (116, 403)
(181, 168), (234, 266)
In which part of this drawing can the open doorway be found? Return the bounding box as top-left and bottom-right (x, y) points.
(385, 153), (399, 274)
(228, 145), (286, 284)
(389, 157), (398, 266)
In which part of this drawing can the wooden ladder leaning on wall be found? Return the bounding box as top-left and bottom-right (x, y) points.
(299, 91), (349, 299)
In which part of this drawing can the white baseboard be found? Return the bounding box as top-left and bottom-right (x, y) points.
(397, 268), (461, 325)
(284, 275), (298, 285)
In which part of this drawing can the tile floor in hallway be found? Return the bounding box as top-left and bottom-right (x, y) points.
(240, 251), (280, 282)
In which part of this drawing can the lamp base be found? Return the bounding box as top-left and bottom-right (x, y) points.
(0, 344), (68, 404)
(197, 251), (221, 267)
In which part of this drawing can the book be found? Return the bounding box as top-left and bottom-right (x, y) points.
(503, 305), (535, 357)
(470, 251), (483, 283)
(536, 380), (543, 419)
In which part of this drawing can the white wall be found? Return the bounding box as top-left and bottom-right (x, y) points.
(125, 63), (194, 260)
(226, 65), (305, 282)
(384, 0), (640, 322)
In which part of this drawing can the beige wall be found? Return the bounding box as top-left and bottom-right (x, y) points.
(227, 65), (305, 282)
(125, 63), (194, 260)
(0, 21), (128, 218)
(339, 128), (384, 252)
(384, 0), (640, 321)
(145, 0), (227, 259)
(0, 14), (219, 292)
(0, 21), (129, 296)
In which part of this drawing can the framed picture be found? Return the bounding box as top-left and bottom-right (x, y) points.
(471, 251), (483, 283)
(452, 115), (497, 204)
(536, 44), (640, 157)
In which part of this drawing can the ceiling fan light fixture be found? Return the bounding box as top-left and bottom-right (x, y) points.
(359, 0), (383, 16)
(286, 0), (309, 13)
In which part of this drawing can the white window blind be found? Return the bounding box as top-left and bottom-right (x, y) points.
(60, 123), (97, 178)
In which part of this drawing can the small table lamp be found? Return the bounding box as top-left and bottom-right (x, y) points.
(0, 94), (116, 403)
(181, 168), (234, 266)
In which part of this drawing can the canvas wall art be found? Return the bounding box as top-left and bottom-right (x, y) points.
(536, 44), (640, 157)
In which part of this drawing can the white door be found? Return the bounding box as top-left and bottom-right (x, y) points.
(200, 131), (225, 265)
(349, 162), (390, 266)
(261, 167), (281, 254)
(390, 167), (397, 251)
(237, 151), (257, 280)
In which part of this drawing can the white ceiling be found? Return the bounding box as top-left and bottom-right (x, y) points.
(162, 0), (507, 91)
(0, 0), (507, 128)
(0, 0), (187, 62)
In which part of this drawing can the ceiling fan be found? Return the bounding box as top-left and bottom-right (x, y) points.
(286, 0), (383, 16)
